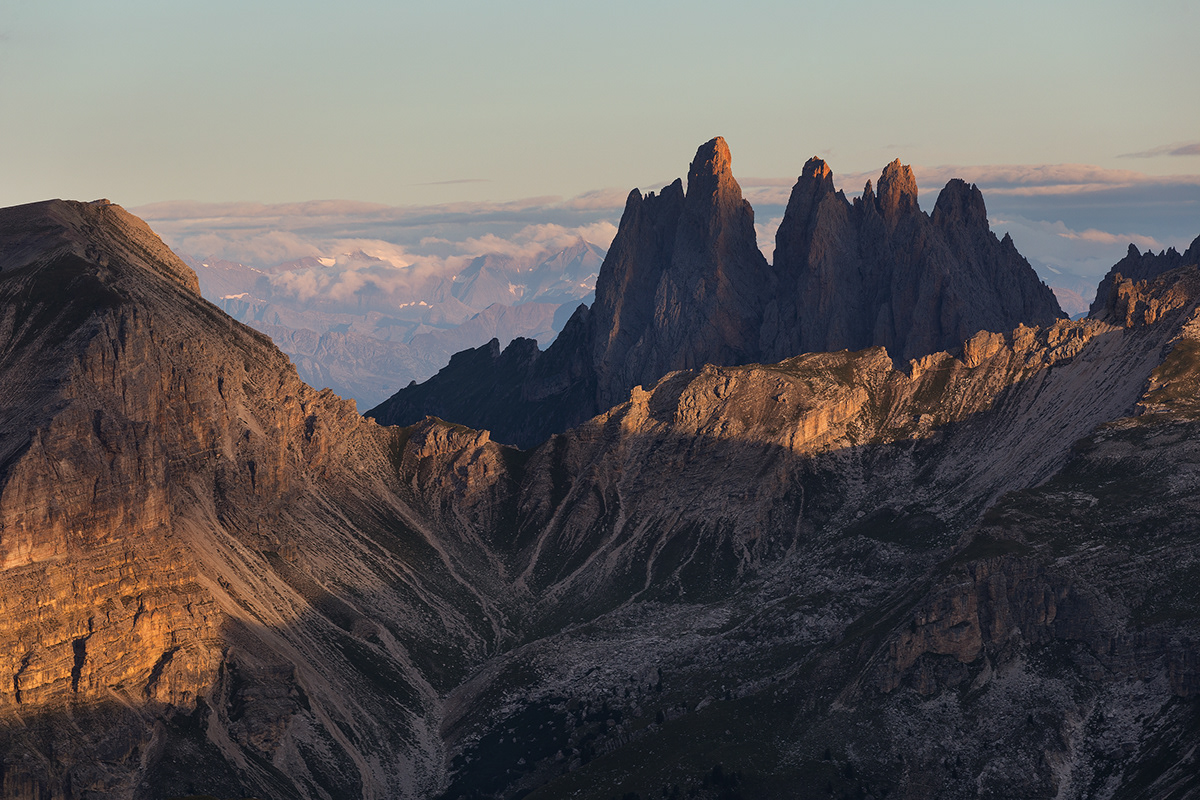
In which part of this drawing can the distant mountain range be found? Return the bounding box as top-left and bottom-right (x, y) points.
(187, 238), (605, 406)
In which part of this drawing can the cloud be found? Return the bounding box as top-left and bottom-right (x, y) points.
(561, 188), (632, 210)
(754, 216), (784, 260)
(1119, 142), (1200, 158)
(743, 185), (794, 206)
(135, 190), (625, 314)
(134, 189), (627, 273)
(267, 249), (452, 304)
(458, 221), (619, 262)
(414, 178), (492, 185)
(173, 229), (323, 264)
(1053, 227), (1162, 249)
(740, 177), (797, 187)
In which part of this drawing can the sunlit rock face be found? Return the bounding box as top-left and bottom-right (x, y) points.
(1088, 233), (1200, 317)
(4, 199), (1200, 800)
(369, 139), (1063, 448)
(0, 200), (517, 799)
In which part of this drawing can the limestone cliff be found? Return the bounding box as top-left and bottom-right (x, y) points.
(765, 160), (1064, 362)
(369, 140), (1063, 448)
(0, 200), (516, 800)
(1088, 233), (1200, 316)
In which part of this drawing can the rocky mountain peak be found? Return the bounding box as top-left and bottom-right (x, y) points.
(0, 199), (201, 296)
(1089, 233), (1200, 316)
(684, 136), (744, 215)
(688, 136), (733, 184)
(1187, 234), (1200, 264)
(374, 141), (1063, 445)
(875, 158), (919, 219)
(860, 178), (876, 208)
(791, 157), (837, 205)
(801, 156), (834, 186)
(931, 178), (989, 230)
(772, 158), (840, 274)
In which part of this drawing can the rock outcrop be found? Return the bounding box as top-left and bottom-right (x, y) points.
(1088, 233), (1200, 316)
(764, 161), (1064, 362)
(369, 140), (1063, 447)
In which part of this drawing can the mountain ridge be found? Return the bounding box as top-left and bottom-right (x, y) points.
(369, 138), (1064, 447)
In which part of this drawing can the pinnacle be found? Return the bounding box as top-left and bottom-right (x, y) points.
(932, 178), (988, 229)
(876, 159), (919, 217)
(801, 157), (833, 183)
(689, 137), (733, 181)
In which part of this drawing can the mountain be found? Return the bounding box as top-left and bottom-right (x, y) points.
(4, 200), (1199, 800)
(764, 160), (1065, 361)
(523, 237), (606, 304)
(232, 301), (563, 408)
(192, 239), (604, 407)
(448, 253), (526, 309)
(1088, 233), (1200, 316)
(369, 138), (1064, 448)
(0, 200), (520, 799)
(425, 262), (1200, 800)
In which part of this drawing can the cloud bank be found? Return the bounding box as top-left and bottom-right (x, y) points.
(136, 192), (625, 306)
(138, 161), (1200, 310)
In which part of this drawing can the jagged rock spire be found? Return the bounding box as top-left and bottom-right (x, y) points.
(373, 140), (1064, 446)
(876, 159), (920, 220)
(932, 179), (989, 230)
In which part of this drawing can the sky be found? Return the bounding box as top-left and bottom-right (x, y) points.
(3, 1), (1199, 300)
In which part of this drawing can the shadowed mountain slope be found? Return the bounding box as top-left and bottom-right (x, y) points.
(369, 139), (1063, 447)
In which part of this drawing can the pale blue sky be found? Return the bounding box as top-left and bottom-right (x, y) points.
(3, 0), (1198, 208)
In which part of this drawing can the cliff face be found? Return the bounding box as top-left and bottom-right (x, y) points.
(0, 200), (516, 800)
(765, 160), (1063, 362)
(369, 140), (1062, 448)
(589, 137), (773, 409)
(1089, 233), (1200, 316)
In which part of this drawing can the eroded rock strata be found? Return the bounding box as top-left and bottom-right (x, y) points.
(0, 200), (518, 800)
(2, 200), (1199, 799)
(369, 139), (1063, 448)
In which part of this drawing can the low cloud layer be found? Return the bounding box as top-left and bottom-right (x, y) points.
(137, 161), (1200, 311)
(137, 193), (626, 308)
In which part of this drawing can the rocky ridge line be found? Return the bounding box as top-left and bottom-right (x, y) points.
(369, 138), (1063, 447)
